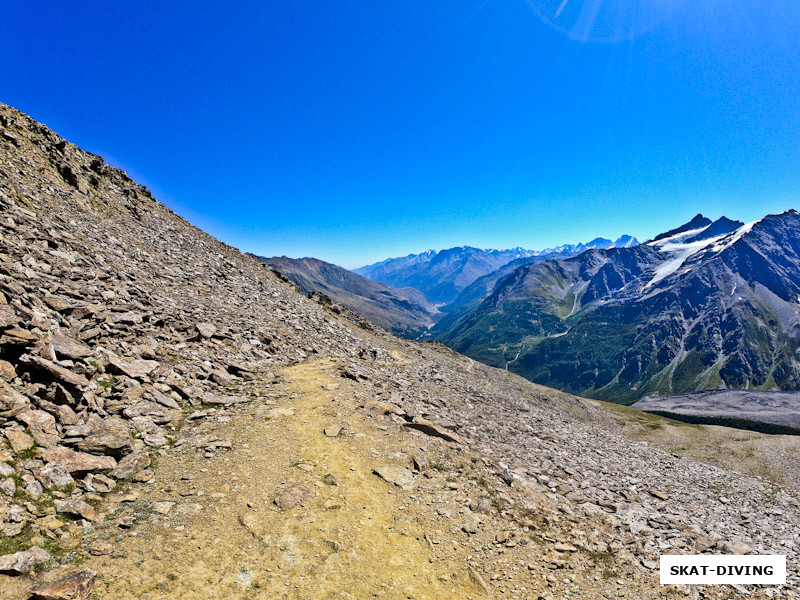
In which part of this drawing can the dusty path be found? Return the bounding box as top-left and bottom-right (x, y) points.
(81, 359), (486, 599)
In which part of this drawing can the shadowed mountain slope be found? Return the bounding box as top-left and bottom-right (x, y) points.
(252, 255), (436, 337)
(356, 238), (640, 307)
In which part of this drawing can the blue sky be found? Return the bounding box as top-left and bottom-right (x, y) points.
(2, 1), (799, 268)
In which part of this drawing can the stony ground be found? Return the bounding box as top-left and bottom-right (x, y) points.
(1, 101), (799, 599)
(4, 359), (678, 600)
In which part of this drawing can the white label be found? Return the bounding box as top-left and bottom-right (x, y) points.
(660, 555), (786, 585)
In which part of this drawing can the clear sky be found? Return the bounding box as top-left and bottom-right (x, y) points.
(2, 2), (799, 268)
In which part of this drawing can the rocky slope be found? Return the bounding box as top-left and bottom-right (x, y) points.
(434, 213), (800, 404)
(252, 255), (437, 338)
(0, 103), (798, 599)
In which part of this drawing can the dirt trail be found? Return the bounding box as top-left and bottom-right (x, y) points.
(77, 359), (493, 599)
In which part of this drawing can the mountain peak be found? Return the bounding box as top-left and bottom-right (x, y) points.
(651, 214), (713, 242)
(684, 216), (744, 243)
(614, 235), (640, 248)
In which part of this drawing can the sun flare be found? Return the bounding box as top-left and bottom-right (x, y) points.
(527, 0), (688, 42)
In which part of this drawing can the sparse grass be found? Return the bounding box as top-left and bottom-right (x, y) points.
(11, 443), (39, 463)
(0, 523), (62, 560)
(583, 549), (614, 565)
(97, 375), (115, 389)
(763, 485), (782, 505)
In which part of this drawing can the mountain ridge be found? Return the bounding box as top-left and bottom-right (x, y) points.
(433, 212), (800, 403)
(355, 236), (640, 305)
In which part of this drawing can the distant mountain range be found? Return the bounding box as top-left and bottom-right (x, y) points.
(433, 212), (800, 403)
(261, 212), (800, 407)
(354, 236), (639, 305)
(252, 255), (437, 338)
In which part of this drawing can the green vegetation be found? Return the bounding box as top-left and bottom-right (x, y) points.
(0, 523), (61, 560)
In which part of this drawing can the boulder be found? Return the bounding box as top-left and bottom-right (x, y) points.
(0, 381), (30, 417)
(55, 498), (96, 521)
(202, 393), (248, 405)
(403, 417), (462, 444)
(83, 473), (115, 493)
(143, 384), (180, 409)
(50, 333), (92, 360)
(36, 463), (75, 489)
(274, 486), (313, 510)
(76, 416), (132, 457)
(0, 546), (50, 574)
(102, 350), (159, 379)
(41, 447), (116, 473)
(373, 466), (415, 490)
(0, 359), (16, 380)
(195, 322), (216, 339)
(19, 355), (90, 388)
(29, 569), (96, 600)
(0, 304), (21, 328)
(0, 327), (37, 346)
(5, 429), (34, 453)
(123, 401), (173, 424)
(110, 450), (151, 479)
(17, 409), (59, 448)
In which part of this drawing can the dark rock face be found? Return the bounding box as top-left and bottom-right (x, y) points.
(435, 212), (800, 403)
(651, 213), (711, 242)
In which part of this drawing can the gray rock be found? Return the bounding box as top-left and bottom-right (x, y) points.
(55, 498), (96, 521)
(373, 466), (415, 490)
(0, 546), (50, 574)
(111, 450), (151, 479)
(0, 477), (16, 496)
(19, 354), (90, 388)
(102, 350), (159, 379)
(41, 447), (117, 473)
(36, 463), (75, 489)
(76, 416), (132, 457)
(195, 322), (217, 339)
(51, 333), (92, 360)
(274, 486), (313, 510)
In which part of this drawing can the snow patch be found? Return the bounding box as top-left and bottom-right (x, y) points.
(708, 219), (761, 253)
(645, 233), (729, 288)
(647, 225), (711, 248)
